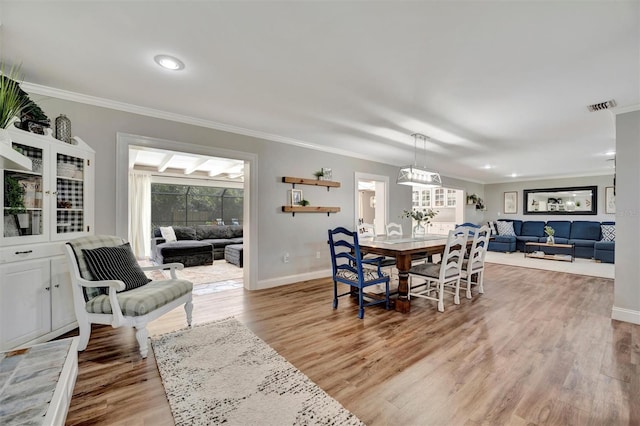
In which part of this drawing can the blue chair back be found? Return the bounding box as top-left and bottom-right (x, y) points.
(328, 227), (365, 281)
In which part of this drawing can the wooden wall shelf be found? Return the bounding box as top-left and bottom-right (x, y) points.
(282, 206), (340, 216)
(282, 176), (340, 190)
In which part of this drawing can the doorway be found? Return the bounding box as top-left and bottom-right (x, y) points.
(354, 172), (388, 235)
(115, 133), (258, 290)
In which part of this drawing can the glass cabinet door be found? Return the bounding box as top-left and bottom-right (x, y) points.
(55, 153), (85, 236)
(3, 142), (45, 238)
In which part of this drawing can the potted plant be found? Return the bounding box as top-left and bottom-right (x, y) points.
(0, 63), (29, 144)
(401, 208), (438, 236)
(313, 170), (324, 180)
(299, 199), (310, 206)
(4, 175), (29, 229)
(544, 225), (555, 244)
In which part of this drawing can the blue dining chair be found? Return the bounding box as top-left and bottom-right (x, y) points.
(327, 227), (390, 319)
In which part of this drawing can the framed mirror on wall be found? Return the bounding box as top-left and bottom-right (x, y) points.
(523, 186), (598, 215)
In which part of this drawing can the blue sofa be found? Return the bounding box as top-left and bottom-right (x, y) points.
(487, 219), (614, 263)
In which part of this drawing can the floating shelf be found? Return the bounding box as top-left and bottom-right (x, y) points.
(282, 206), (340, 216)
(282, 176), (340, 191)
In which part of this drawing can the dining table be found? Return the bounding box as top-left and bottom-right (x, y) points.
(358, 234), (451, 313)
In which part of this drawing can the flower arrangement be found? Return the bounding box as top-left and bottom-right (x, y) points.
(544, 225), (555, 236)
(401, 208), (438, 224)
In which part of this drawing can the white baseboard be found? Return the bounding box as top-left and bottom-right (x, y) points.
(611, 306), (640, 325)
(257, 269), (332, 290)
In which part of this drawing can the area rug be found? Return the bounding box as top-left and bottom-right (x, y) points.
(485, 251), (614, 279)
(151, 318), (364, 426)
(141, 259), (243, 285)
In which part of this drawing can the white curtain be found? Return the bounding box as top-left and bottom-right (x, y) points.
(128, 171), (151, 259)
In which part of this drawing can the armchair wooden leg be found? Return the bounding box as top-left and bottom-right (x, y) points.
(135, 326), (149, 358)
(77, 321), (91, 351)
(184, 299), (194, 326)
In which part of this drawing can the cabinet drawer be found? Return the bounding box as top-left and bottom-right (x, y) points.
(0, 242), (66, 264)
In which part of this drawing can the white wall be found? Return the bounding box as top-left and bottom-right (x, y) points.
(31, 96), (497, 288)
(613, 110), (640, 324)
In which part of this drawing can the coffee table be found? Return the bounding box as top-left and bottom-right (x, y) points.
(524, 241), (575, 262)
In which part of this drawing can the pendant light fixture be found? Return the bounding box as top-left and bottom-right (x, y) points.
(397, 133), (442, 188)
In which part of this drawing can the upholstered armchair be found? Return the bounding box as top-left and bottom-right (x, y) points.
(65, 235), (193, 358)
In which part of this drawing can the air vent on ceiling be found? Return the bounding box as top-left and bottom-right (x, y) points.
(587, 99), (616, 112)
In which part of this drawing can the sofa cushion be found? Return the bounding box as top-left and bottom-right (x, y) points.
(82, 243), (151, 292)
(516, 235), (540, 243)
(196, 224), (229, 240)
(521, 221), (545, 237)
(570, 221), (601, 241)
(228, 225), (243, 238)
(601, 224), (615, 241)
(172, 226), (197, 240)
(496, 221), (516, 236)
(201, 238), (236, 249)
(85, 278), (193, 316)
(156, 240), (212, 257)
(594, 241), (615, 250)
(494, 235), (516, 243)
(228, 237), (244, 245)
(568, 239), (597, 248)
(546, 221), (572, 239)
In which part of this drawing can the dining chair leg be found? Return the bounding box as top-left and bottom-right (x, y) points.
(358, 288), (365, 319)
(437, 281), (445, 312)
(454, 278), (461, 304)
(465, 274), (473, 299)
(478, 270), (485, 294)
(333, 281), (338, 308)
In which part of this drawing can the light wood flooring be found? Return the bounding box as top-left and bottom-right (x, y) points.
(62, 263), (640, 425)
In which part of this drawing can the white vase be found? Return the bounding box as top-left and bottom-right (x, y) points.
(16, 213), (30, 229)
(546, 235), (554, 244)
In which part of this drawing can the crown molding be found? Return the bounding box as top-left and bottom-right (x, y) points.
(20, 81), (399, 166)
(612, 104), (640, 115)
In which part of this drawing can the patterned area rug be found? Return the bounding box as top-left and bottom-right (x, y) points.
(151, 318), (364, 426)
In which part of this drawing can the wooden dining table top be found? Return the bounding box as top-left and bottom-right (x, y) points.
(357, 234), (450, 256)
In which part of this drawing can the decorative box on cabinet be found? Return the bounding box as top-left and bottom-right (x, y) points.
(0, 127), (93, 350)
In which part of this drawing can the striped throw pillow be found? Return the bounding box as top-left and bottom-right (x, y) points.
(82, 243), (151, 293)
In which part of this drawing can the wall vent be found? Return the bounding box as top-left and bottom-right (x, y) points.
(587, 99), (616, 112)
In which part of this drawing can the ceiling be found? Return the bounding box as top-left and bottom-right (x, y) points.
(129, 146), (244, 181)
(1, 1), (637, 184)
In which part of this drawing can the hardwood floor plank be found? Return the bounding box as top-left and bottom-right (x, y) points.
(61, 263), (639, 425)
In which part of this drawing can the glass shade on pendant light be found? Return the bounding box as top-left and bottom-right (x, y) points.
(397, 133), (442, 188)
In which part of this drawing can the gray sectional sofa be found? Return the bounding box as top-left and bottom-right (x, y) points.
(151, 224), (243, 267)
(487, 219), (615, 263)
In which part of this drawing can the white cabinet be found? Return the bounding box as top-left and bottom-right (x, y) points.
(2, 127), (94, 245)
(0, 127), (92, 350)
(0, 249), (77, 351)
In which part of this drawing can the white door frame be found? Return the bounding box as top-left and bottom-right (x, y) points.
(354, 172), (389, 234)
(115, 133), (258, 290)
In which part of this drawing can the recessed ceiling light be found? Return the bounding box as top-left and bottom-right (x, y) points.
(483, 164), (492, 169)
(154, 54), (185, 71)
(605, 150), (616, 156)
(510, 173), (518, 178)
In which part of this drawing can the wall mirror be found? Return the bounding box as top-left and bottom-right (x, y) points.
(523, 186), (598, 215)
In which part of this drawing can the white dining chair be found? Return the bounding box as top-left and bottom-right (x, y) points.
(407, 228), (470, 312)
(386, 222), (403, 237)
(461, 225), (492, 299)
(357, 222), (376, 238)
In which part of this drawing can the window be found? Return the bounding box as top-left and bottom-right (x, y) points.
(421, 189), (431, 208)
(151, 183), (243, 230)
(446, 189), (457, 207)
(412, 190), (420, 208)
(434, 188), (445, 207)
